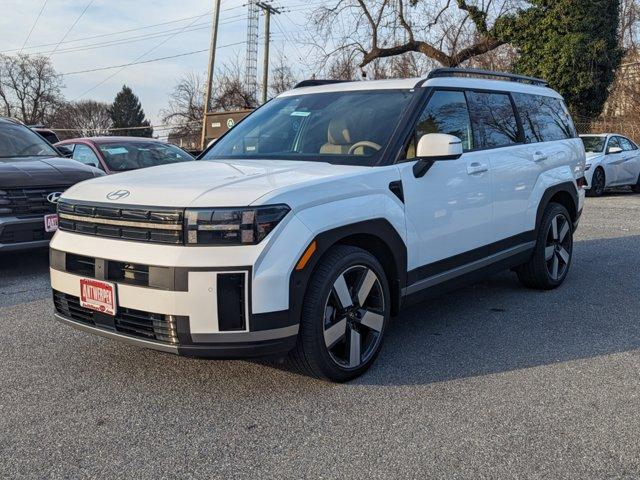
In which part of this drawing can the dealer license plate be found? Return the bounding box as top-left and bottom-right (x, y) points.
(44, 214), (58, 233)
(79, 278), (117, 316)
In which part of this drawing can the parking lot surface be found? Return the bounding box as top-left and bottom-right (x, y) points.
(1, 194), (640, 479)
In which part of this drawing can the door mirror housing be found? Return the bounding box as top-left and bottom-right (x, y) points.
(607, 146), (623, 154)
(413, 133), (464, 178)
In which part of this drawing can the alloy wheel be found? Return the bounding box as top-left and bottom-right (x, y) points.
(545, 213), (572, 281)
(593, 169), (605, 196)
(322, 265), (385, 369)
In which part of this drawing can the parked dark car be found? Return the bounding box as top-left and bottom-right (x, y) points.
(55, 137), (194, 174)
(0, 118), (103, 252)
(29, 126), (60, 144)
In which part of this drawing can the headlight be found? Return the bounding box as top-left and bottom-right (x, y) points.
(185, 204), (290, 245)
(585, 164), (591, 170)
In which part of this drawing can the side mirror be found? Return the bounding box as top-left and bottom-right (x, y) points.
(607, 146), (623, 154)
(56, 145), (73, 158)
(413, 133), (464, 178)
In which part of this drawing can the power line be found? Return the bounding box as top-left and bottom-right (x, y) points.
(19, 0), (48, 53)
(73, 10), (213, 100)
(4, 3), (249, 54)
(60, 41), (245, 76)
(50, 0), (96, 54)
(27, 13), (247, 57)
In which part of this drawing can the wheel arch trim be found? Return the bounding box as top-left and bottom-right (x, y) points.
(289, 219), (408, 319)
(535, 181), (579, 231)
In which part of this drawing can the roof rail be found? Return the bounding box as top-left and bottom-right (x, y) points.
(426, 68), (549, 87)
(293, 79), (351, 89)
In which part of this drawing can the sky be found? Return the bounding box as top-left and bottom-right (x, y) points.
(0, 0), (322, 129)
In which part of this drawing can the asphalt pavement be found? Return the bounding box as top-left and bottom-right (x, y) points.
(1, 193), (640, 479)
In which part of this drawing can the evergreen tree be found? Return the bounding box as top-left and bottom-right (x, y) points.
(107, 85), (153, 137)
(503, 0), (623, 122)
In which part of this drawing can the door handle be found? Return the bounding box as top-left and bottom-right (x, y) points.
(467, 162), (489, 175)
(533, 151), (548, 162)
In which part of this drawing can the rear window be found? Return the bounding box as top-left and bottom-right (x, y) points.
(466, 91), (519, 149)
(512, 93), (576, 143)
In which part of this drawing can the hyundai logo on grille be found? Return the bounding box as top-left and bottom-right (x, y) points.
(106, 189), (131, 200)
(46, 192), (63, 204)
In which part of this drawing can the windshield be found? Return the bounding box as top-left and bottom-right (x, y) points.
(202, 90), (415, 166)
(581, 136), (606, 153)
(0, 122), (59, 159)
(97, 142), (193, 171)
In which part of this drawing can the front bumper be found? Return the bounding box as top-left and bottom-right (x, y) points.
(54, 312), (297, 358)
(50, 243), (300, 358)
(0, 216), (52, 251)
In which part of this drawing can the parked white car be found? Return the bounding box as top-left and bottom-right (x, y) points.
(50, 68), (586, 381)
(580, 134), (640, 196)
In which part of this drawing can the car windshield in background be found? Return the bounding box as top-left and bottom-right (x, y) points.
(202, 90), (415, 166)
(0, 122), (59, 159)
(581, 136), (606, 153)
(97, 142), (193, 171)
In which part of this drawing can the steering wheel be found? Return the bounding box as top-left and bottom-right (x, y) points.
(348, 141), (382, 155)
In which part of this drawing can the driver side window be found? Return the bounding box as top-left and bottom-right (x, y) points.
(404, 90), (473, 160)
(607, 137), (621, 153)
(73, 144), (101, 169)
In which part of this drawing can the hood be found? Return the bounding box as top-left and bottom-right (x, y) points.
(62, 159), (370, 207)
(0, 156), (102, 188)
(585, 152), (604, 162)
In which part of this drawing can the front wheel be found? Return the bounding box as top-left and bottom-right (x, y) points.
(516, 203), (573, 290)
(289, 245), (390, 382)
(586, 167), (605, 197)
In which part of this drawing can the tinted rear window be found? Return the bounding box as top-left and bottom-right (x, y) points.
(513, 93), (576, 143)
(466, 91), (519, 149)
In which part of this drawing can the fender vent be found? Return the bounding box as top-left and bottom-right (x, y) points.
(389, 180), (404, 203)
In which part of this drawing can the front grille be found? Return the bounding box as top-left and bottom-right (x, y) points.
(0, 222), (53, 244)
(0, 186), (67, 217)
(57, 201), (184, 244)
(53, 291), (178, 344)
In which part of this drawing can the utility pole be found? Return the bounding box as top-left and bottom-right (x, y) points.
(256, 2), (281, 104)
(200, 0), (222, 150)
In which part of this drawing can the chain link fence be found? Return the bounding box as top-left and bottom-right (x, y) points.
(575, 120), (640, 143)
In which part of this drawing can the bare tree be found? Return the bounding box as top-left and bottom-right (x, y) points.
(0, 54), (63, 124)
(311, 0), (521, 73)
(48, 100), (112, 139)
(325, 50), (360, 79)
(270, 54), (298, 96)
(161, 72), (204, 148)
(620, 0), (640, 49)
(211, 60), (258, 111)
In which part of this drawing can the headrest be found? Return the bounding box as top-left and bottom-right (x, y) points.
(327, 118), (352, 145)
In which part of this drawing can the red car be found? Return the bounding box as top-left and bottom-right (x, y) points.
(55, 137), (194, 174)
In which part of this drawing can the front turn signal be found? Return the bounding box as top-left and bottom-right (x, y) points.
(295, 241), (317, 271)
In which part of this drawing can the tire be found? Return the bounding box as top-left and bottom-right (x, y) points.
(631, 174), (640, 193)
(516, 202), (573, 290)
(288, 245), (390, 382)
(586, 167), (605, 197)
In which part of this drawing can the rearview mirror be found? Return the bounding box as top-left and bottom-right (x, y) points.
(413, 133), (464, 178)
(607, 146), (623, 154)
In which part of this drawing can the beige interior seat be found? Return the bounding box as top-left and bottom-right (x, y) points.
(320, 118), (352, 154)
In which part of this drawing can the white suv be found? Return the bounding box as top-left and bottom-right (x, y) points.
(50, 68), (585, 381)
